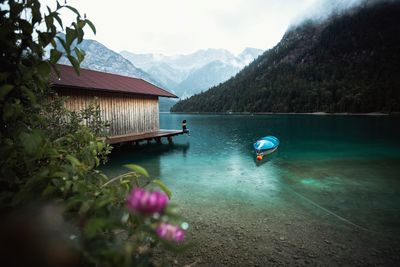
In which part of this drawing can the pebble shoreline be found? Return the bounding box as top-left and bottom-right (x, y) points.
(156, 198), (400, 266)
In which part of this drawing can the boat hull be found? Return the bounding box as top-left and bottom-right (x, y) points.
(257, 146), (278, 156)
(253, 136), (280, 155)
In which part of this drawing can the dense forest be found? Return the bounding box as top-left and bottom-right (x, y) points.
(171, 1), (400, 113)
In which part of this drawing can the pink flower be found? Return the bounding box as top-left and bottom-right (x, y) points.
(156, 223), (185, 243)
(126, 188), (169, 214)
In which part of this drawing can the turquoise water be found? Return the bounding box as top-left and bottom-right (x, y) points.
(102, 114), (400, 235)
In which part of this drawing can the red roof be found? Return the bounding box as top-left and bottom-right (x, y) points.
(51, 64), (177, 98)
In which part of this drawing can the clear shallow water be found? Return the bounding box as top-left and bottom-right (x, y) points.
(102, 114), (400, 234)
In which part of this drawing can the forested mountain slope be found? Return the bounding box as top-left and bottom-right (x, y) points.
(171, 1), (400, 113)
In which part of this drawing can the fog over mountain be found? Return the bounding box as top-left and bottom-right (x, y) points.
(292, 0), (392, 26)
(171, 0), (400, 113)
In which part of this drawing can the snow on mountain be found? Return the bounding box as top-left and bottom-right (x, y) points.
(175, 60), (241, 99)
(122, 48), (238, 71)
(56, 37), (162, 87)
(119, 51), (166, 70)
(53, 36), (263, 109)
(120, 48), (263, 98)
(238, 47), (264, 65)
(146, 62), (187, 89)
(53, 36), (179, 111)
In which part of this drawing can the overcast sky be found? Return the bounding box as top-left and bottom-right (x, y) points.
(40, 0), (321, 55)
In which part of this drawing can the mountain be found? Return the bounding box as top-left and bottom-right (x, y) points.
(55, 37), (178, 111)
(171, 1), (400, 113)
(120, 48), (263, 98)
(120, 50), (186, 91)
(237, 47), (264, 65)
(163, 49), (239, 70)
(119, 52), (166, 70)
(174, 60), (241, 99)
(56, 37), (162, 87)
(146, 62), (187, 90)
(121, 48), (240, 71)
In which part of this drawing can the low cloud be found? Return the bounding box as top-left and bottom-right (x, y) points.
(290, 0), (392, 27)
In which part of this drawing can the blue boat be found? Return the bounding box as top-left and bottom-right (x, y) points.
(253, 136), (280, 160)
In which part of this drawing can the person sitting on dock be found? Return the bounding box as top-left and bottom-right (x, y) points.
(182, 119), (190, 136)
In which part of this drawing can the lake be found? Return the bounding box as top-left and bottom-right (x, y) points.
(102, 113), (400, 265)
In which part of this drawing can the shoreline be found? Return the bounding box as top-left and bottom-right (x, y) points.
(165, 111), (396, 116)
(156, 198), (400, 266)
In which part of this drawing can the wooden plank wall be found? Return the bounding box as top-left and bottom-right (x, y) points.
(59, 88), (160, 136)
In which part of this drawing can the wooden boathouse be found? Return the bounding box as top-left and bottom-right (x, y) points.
(51, 64), (183, 144)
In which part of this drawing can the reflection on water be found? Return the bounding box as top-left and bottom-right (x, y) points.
(102, 114), (400, 235)
(103, 142), (191, 178)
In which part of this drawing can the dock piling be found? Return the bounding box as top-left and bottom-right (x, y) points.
(167, 136), (173, 144)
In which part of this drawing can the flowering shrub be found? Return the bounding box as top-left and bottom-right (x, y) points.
(127, 187), (169, 215)
(125, 186), (187, 244)
(157, 223), (186, 243)
(0, 1), (188, 266)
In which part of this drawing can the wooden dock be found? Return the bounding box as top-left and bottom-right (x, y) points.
(106, 129), (186, 145)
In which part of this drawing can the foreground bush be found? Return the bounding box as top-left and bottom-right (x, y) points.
(0, 1), (186, 266)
